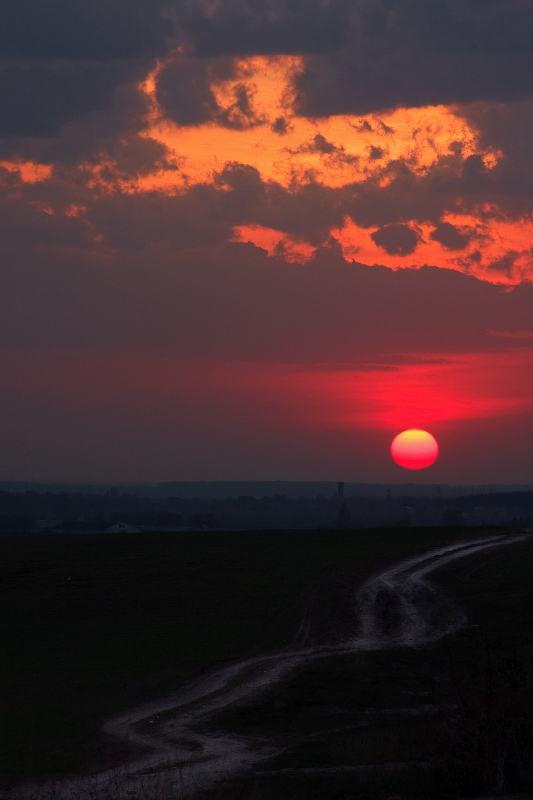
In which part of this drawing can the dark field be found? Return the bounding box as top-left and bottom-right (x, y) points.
(2, 527), (533, 798)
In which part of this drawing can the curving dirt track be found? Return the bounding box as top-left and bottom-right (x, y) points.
(4, 531), (530, 800)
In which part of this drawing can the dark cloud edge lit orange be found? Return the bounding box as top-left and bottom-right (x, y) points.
(1, 51), (533, 287)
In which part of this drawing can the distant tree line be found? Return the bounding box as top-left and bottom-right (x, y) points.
(0, 488), (532, 534)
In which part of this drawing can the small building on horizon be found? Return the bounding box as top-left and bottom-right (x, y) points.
(105, 523), (141, 534)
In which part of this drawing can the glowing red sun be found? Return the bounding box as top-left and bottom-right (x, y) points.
(390, 429), (439, 470)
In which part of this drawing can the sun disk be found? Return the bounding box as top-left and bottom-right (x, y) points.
(390, 429), (439, 470)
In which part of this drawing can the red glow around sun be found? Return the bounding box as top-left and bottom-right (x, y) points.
(390, 429), (439, 470)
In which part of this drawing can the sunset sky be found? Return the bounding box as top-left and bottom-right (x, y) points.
(2, 0), (533, 484)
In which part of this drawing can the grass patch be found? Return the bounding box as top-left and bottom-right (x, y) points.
(0, 526), (470, 783)
(195, 766), (441, 800)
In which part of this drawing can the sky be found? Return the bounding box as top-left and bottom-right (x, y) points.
(2, 0), (533, 484)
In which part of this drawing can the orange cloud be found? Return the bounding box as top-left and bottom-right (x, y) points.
(227, 212), (533, 284)
(331, 213), (533, 284)
(129, 53), (530, 283)
(137, 54), (499, 191)
(230, 224), (316, 262)
(0, 160), (53, 183)
(5, 52), (531, 287)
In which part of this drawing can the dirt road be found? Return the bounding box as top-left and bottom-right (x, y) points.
(5, 531), (529, 799)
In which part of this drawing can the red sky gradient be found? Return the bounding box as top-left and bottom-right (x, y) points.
(0, 347), (532, 483)
(1, 28), (533, 483)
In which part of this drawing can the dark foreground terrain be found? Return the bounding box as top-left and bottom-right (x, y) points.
(2, 527), (533, 799)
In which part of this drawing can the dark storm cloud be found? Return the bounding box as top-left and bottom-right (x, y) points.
(486, 250), (521, 277)
(87, 190), (231, 250)
(80, 162), (344, 249)
(457, 100), (533, 215)
(155, 55), (232, 126)
(0, 0), (349, 139)
(0, 61), (134, 137)
(430, 222), (472, 251)
(174, 0), (533, 114)
(155, 55), (266, 128)
(271, 116), (290, 135)
(0, 0), (174, 137)
(293, 134), (358, 166)
(370, 223), (421, 256)
(3, 0), (533, 141)
(340, 151), (514, 230)
(0, 1), (171, 61)
(0, 151), (503, 261)
(368, 146), (384, 161)
(0, 199), (91, 249)
(0, 162), (344, 254)
(177, 0), (353, 57)
(0, 76), (174, 175)
(208, 159), (477, 246)
(301, 134), (337, 155)
(295, 50), (533, 119)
